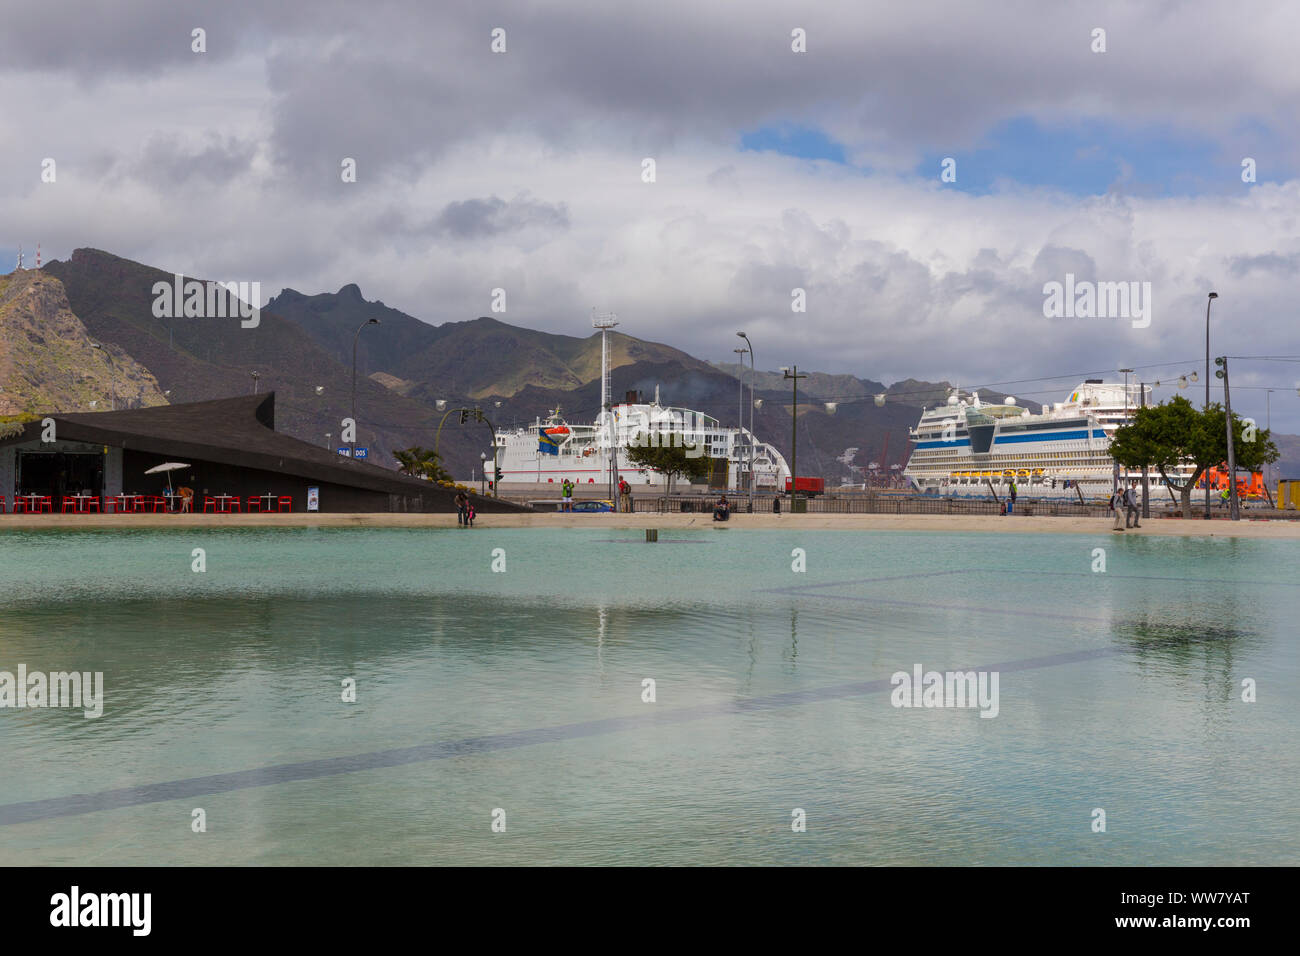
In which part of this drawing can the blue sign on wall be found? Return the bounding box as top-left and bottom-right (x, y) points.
(337, 447), (352, 457)
(354, 447), (368, 459)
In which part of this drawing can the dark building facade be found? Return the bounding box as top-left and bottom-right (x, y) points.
(0, 393), (521, 513)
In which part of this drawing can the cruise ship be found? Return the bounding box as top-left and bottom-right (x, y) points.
(494, 388), (791, 490)
(903, 379), (1192, 499)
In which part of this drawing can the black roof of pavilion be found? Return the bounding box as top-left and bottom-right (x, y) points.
(0, 392), (472, 499)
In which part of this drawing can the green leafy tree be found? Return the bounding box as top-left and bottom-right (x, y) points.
(393, 446), (451, 482)
(625, 436), (714, 493)
(1111, 395), (1278, 511)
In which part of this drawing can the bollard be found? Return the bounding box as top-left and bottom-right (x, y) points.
(645, 528), (658, 542)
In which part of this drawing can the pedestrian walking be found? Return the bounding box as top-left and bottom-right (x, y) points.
(1125, 482), (1141, 528)
(1110, 488), (1125, 531)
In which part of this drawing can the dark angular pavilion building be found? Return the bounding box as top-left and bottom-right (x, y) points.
(0, 393), (518, 513)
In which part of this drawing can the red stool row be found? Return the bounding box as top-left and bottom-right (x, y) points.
(203, 496), (293, 513)
(4, 495), (292, 513)
(3, 495), (53, 513)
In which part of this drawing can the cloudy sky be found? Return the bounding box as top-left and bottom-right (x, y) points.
(4, 0), (1299, 427)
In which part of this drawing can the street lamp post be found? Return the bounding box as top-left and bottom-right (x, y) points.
(781, 366), (806, 509)
(1265, 389), (1274, 491)
(1216, 357), (1239, 520)
(1204, 292), (1218, 519)
(737, 332), (755, 498)
(1137, 380), (1150, 519)
(480, 452), (488, 496)
(352, 318), (381, 445)
(1119, 367), (1134, 500)
(733, 346), (748, 492)
(251, 371), (260, 394)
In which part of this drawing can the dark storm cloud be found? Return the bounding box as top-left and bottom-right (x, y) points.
(431, 196), (570, 238)
(4, 1), (1296, 189)
(1227, 252), (1300, 278)
(130, 135), (258, 187)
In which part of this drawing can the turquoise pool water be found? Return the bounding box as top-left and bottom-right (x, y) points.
(1, 527), (1296, 865)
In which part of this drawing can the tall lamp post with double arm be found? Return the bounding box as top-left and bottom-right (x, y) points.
(781, 365), (806, 511)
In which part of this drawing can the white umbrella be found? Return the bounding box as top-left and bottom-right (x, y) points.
(144, 461), (190, 493)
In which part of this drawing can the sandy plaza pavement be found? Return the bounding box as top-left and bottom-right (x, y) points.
(3, 511), (1299, 537)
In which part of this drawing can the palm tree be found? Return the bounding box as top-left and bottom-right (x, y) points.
(393, 446), (450, 482)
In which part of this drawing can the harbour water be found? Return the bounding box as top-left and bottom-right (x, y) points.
(1, 527), (1296, 865)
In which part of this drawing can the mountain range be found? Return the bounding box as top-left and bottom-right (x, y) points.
(4, 247), (1296, 484)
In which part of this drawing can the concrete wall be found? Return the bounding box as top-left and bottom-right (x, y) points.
(0, 446), (14, 503)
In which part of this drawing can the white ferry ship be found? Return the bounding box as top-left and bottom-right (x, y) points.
(903, 379), (1192, 499)
(494, 388), (791, 490)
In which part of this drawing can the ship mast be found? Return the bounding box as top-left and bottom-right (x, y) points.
(592, 310), (620, 504)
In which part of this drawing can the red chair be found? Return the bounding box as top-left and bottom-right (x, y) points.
(38, 496), (53, 513)
(83, 497), (101, 513)
(225, 497), (241, 513)
(0, 495), (5, 513)
(62, 497), (79, 513)
(13, 497), (28, 514)
(276, 496), (292, 513)
(246, 496), (263, 513)
(203, 497), (217, 513)
(144, 496), (167, 513)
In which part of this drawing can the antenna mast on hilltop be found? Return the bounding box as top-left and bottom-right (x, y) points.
(35, 243), (40, 269)
(15, 246), (23, 271)
(592, 309), (620, 503)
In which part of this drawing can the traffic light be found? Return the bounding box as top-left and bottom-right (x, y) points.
(494, 465), (503, 483)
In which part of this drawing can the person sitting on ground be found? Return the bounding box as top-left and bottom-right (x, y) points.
(713, 494), (730, 522)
